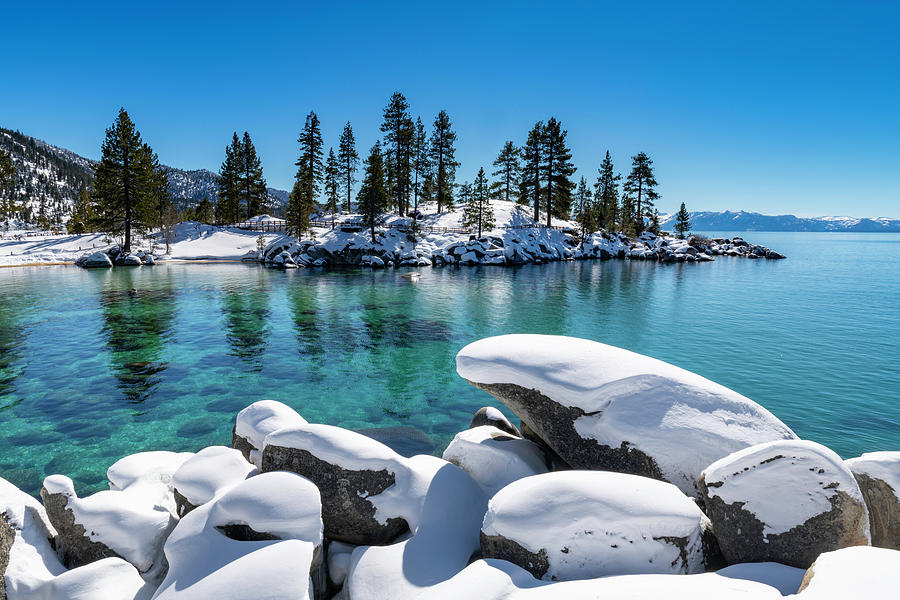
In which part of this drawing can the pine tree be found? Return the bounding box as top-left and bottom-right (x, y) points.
(140, 143), (170, 228)
(195, 196), (214, 224)
(337, 122), (359, 213)
(381, 92), (414, 216)
(518, 122), (543, 220)
(572, 177), (595, 246)
(462, 167), (495, 238)
(93, 108), (166, 252)
(68, 186), (96, 233)
(620, 190), (636, 235)
(650, 208), (661, 235)
(0, 148), (17, 226)
(458, 181), (473, 205)
(542, 117), (576, 225)
(623, 152), (659, 234)
(411, 117), (429, 215)
(491, 141), (520, 203)
(240, 132), (267, 219)
(287, 111), (324, 237)
(218, 133), (243, 224)
(358, 142), (388, 244)
(675, 202), (692, 239)
(594, 151), (620, 231)
(429, 110), (459, 213)
(324, 147), (340, 229)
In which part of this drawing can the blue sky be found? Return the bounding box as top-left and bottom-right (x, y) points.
(2, 1), (897, 217)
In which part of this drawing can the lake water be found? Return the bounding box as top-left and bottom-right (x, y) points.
(1, 232), (898, 496)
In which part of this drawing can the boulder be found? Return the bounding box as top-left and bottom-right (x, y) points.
(171, 446), (257, 517)
(40, 474), (175, 578)
(796, 546), (900, 598)
(115, 254), (143, 267)
(480, 471), (720, 581)
(14, 557), (151, 600)
(232, 400), (307, 467)
(468, 406), (520, 437)
(106, 450), (194, 515)
(442, 426), (547, 496)
(845, 451), (900, 549)
(698, 439), (870, 568)
(79, 251), (113, 268)
(455, 334), (796, 496)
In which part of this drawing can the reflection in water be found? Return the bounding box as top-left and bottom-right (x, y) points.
(0, 302), (24, 407)
(99, 272), (176, 403)
(288, 282), (323, 359)
(221, 282), (270, 371)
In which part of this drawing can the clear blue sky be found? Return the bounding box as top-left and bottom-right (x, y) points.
(2, 1), (897, 217)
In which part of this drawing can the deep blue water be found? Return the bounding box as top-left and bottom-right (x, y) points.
(1, 232), (898, 496)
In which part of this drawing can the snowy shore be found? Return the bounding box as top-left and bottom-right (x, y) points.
(1, 335), (896, 599)
(0, 200), (784, 268)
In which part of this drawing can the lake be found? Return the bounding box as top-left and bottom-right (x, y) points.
(1, 232), (898, 496)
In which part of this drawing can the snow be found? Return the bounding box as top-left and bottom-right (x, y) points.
(0, 232), (112, 266)
(701, 439), (868, 536)
(234, 400), (307, 467)
(456, 334), (797, 495)
(441, 426), (547, 496)
(16, 557), (154, 600)
(845, 451), (900, 502)
(171, 446), (257, 509)
(327, 541), (356, 587)
(482, 471), (712, 580)
(156, 222), (279, 262)
(793, 546), (900, 599)
(716, 562), (805, 596)
(106, 451), (195, 515)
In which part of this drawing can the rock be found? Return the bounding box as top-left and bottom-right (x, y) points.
(327, 541), (355, 588)
(766, 250), (786, 259)
(796, 546), (900, 598)
(115, 254), (143, 267)
(698, 439), (870, 568)
(15, 557), (152, 600)
(40, 474), (175, 578)
(141, 254), (156, 265)
(171, 447), (257, 517)
(78, 251), (113, 268)
(468, 406), (520, 437)
(845, 451), (900, 549)
(455, 334), (796, 496)
(232, 400), (307, 467)
(442, 426), (547, 496)
(480, 471), (721, 581)
(1, 477), (62, 598)
(106, 450), (194, 515)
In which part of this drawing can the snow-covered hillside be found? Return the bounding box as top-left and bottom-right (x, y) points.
(658, 210), (900, 232)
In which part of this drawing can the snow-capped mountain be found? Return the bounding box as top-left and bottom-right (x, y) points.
(0, 128), (289, 224)
(658, 210), (900, 233)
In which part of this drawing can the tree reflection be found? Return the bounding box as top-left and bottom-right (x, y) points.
(221, 283), (270, 371)
(0, 301), (25, 407)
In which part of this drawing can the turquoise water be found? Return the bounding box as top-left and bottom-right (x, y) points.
(1, 232), (898, 496)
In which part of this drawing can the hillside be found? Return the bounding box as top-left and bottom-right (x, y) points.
(0, 128), (289, 226)
(659, 210), (900, 233)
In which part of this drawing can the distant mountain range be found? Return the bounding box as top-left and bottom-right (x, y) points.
(658, 210), (900, 233)
(0, 128), (289, 224)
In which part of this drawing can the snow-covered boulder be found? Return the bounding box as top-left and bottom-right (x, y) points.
(845, 451), (900, 549)
(171, 446), (257, 517)
(18, 557), (152, 600)
(40, 474), (175, 578)
(698, 439), (870, 568)
(107, 451), (194, 516)
(455, 334), (796, 496)
(480, 471), (720, 581)
(360, 255), (385, 268)
(261, 424), (413, 545)
(469, 406), (521, 437)
(232, 400), (307, 467)
(116, 254), (143, 266)
(77, 251), (113, 268)
(326, 541), (355, 588)
(796, 546), (900, 599)
(142, 254), (156, 266)
(442, 426), (547, 496)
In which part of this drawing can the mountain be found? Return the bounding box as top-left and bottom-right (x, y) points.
(0, 128), (290, 225)
(658, 210), (900, 233)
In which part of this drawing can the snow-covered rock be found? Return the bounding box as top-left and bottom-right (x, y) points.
(456, 334), (796, 496)
(442, 426), (547, 496)
(76, 250), (113, 268)
(106, 451), (195, 516)
(171, 447), (257, 517)
(480, 471), (719, 581)
(40, 474), (175, 578)
(18, 557), (153, 600)
(232, 400), (307, 468)
(699, 439), (870, 568)
(116, 253), (143, 267)
(327, 541), (356, 588)
(469, 406), (520, 437)
(844, 451), (900, 549)
(795, 546), (900, 599)
(715, 562), (806, 596)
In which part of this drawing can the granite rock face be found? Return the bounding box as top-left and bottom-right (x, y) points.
(845, 451), (900, 549)
(468, 406), (521, 437)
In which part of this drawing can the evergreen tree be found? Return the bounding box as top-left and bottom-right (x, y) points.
(458, 181), (473, 205)
(218, 133), (243, 224)
(381, 92), (414, 216)
(572, 177), (595, 246)
(594, 151), (620, 231)
(240, 132), (267, 219)
(542, 117), (576, 225)
(623, 152), (659, 234)
(675, 202), (692, 239)
(650, 208), (661, 235)
(196, 196), (214, 224)
(68, 186), (96, 233)
(337, 122), (359, 213)
(620, 190), (636, 235)
(428, 110), (459, 213)
(358, 142), (388, 244)
(0, 149), (17, 226)
(324, 147), (340, 229)
(287, 111), (324, 237)
(93, 108), (166, 252)
(491, 141), (520, 203)
(411, 117), (429, 215)
(518, 122), (544, 220)
(141, 143), (170, 229)
(462, 167), (494, 238)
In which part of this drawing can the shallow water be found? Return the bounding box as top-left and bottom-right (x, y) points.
(1, 232), (898, 496)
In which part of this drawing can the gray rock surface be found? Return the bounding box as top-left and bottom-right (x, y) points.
(845, 452), (900, 549)
(469, 406), (521, 437)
